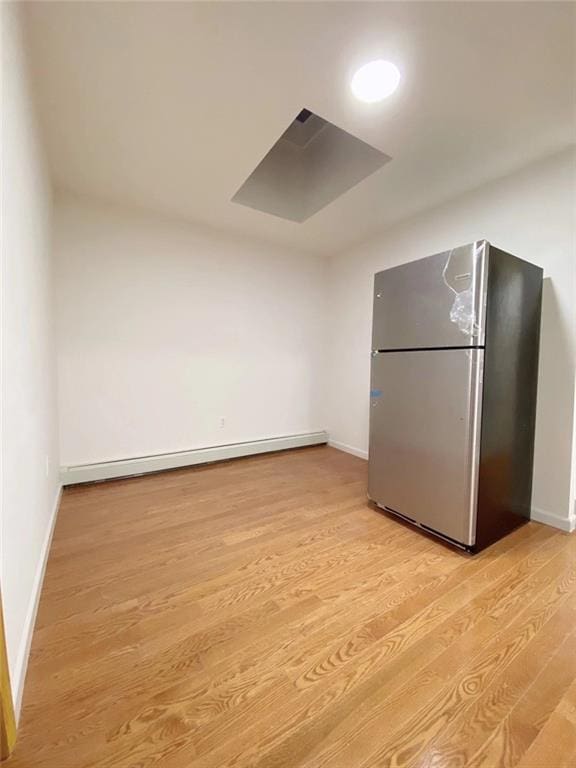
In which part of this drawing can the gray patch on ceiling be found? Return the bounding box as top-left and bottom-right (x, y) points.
(231, 109), (391, 223)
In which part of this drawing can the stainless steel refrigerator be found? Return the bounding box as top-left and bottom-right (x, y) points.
(368, 240), (542, 553)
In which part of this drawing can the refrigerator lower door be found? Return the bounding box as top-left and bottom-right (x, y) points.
(368, 348), (483, 547)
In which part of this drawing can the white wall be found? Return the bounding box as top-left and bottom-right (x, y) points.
(1, 2), (60, 713)
(326, 147), (576, 531)
(54, 195), (327, 467)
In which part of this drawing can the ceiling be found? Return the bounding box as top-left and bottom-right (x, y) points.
(23, 1), (576, 255)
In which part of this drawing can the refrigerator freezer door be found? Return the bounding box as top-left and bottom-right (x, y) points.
(372, 241), (488, 351)
(368, 348), (483, 546)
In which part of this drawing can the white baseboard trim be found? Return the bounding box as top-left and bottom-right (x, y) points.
(328, 439), (368, 461)
(531, 506), (575, 533)
(13, 483), (62, 721)
(60, 432), (328, 485)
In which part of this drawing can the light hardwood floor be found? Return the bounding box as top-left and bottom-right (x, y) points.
(9, 446), (576, 767)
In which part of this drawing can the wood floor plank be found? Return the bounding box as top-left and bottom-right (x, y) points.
(416, 594), (576, 768)
(204, 527), (567, 768)
(466, 629), (576, 768)
(357, 545), (576, 768)
(514, 678), (576, 768)
(283, 527), (563, 768)
(9, 446), (576, 768)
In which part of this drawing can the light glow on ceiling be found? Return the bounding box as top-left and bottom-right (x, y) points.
(351, 60), (401, 103)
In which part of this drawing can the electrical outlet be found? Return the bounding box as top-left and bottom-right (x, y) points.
(220, 417), (226, 429)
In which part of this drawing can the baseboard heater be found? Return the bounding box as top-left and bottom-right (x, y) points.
(60, 431), (328, 485)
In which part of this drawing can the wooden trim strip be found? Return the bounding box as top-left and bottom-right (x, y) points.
(0, 595), (16, 760)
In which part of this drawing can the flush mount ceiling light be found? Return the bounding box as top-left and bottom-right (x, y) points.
(351, 60), (401, 103)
